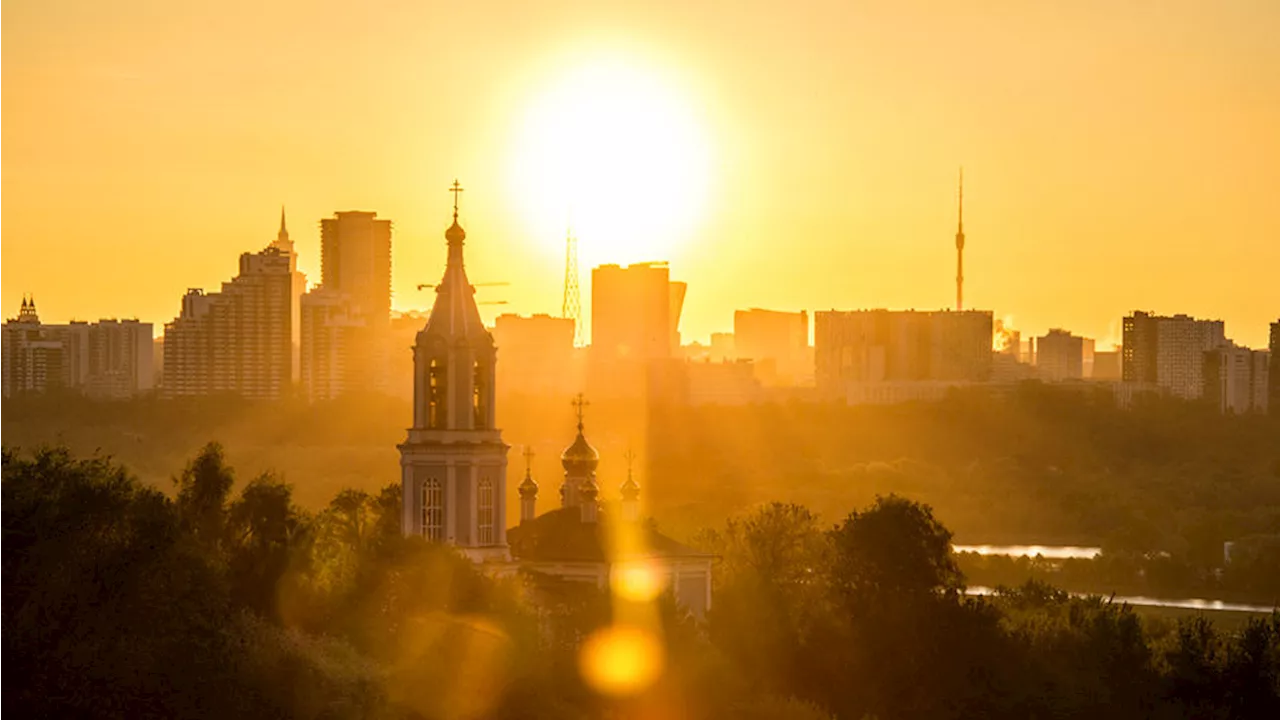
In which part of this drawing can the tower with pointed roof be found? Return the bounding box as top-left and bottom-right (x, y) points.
(399, 181), (509, 562)
(270, 206), (307, 379)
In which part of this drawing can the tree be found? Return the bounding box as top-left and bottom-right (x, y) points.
(827, 494), (962, 608)
(173, 441), (235, 552)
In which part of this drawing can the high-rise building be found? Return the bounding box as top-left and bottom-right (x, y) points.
(272, 208), (309, 379)
(1270, 321), (1280, 414)
(162, 245), (292, 399)
(1092, 350), (1122, 381)
(591, 262), (679, 361)
(299, 290), (371, 402)
(300, 211), (393, 401)
(492, 313), (578, 398)
(588, 262), (685, 398)
(78, 319), (155, 399)
(734, 308), (810, 386)
(319, 211), (392, 326)
(815, 309), (993, 395)
(2, 298), (153, 399)
(399, 185), (509, 562)
(1204, 344), (1269, 414)
(2, 298), (66, 397)
(1036, 329), (1087, 381)
(1122, 311), (1227, 399)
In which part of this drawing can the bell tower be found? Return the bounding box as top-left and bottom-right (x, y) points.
(399, 181), (509, 562)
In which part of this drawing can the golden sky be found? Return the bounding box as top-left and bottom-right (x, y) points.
(4, 0), (1278, 348)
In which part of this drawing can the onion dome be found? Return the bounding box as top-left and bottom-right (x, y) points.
(561, 427), (600, 475)
(446, 218), (466, 245)
(519, 466), (538, 498)
(620, 475), (640, 502)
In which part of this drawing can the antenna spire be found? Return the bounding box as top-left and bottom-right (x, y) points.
(562, 226), (582, 345)
(955, 167), (966, 312)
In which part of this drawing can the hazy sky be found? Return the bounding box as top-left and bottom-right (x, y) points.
(4, 0), (1278, 347)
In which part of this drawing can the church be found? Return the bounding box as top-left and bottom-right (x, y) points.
(399, 184), (713, 618)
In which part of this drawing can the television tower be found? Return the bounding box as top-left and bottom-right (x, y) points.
(562, 227), (582, 345)
(955, 167), (965, 312)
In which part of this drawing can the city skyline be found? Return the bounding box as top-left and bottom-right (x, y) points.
(4, 1), (1279, 348)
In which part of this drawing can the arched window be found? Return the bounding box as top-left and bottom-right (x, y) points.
(477, 477), (495, 545)
(427, 359), (444, 428)
(422, 478), (443, 541)
(472, 361), (487, 429)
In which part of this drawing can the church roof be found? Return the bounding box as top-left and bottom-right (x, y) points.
(420, 183), (490, 344)
(508, 507), (712, 563)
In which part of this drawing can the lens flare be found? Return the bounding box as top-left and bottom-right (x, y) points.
(579, 625), (664, 696)
(611, 561), (667, 602)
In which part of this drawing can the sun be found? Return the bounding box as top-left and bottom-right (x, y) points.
(507, 56), (713, 268)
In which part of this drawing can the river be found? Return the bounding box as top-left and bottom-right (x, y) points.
(954, 544), (1275, 613)
(966, 585), (1276, 614)
(954, 544), (1101, 560)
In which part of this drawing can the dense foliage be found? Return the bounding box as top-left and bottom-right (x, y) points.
(5, 445), (1279, 718)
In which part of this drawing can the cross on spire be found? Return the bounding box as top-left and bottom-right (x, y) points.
(523, 446), (535, 475)
(623, 448), (637, 479)
(571, 393), (590, 431)
(449, 179), (464, 220)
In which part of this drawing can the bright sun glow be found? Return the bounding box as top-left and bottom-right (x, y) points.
(508, 57), (712, 267)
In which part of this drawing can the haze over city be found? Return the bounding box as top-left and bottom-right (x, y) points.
(5, 2), (1280, 719)
(5, 0), (1279, 346)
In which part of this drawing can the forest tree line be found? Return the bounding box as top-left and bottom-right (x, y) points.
(4, 444), (1279, 719)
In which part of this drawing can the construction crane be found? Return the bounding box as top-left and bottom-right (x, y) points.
(412, 281), (506, 289)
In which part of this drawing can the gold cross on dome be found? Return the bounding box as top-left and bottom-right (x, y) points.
(449, 179), (464, 217)
(571, 393), (590, 428)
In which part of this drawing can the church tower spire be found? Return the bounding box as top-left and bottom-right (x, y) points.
(955, 168), (965, 312)
(399, 181), (509, 562)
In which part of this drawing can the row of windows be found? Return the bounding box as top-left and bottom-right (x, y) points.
(420, 477), (496, 545)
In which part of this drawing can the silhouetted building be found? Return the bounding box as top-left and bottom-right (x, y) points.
(299, 211), (394, 401)
(709, 332), (735, 362)
(3, 298), (153, 399)
(320, 211), (392, 327)
(591, 262), (678, 361)
(1271, 321), (1280, 414)
(1122, 311), (1227, 399)
(300, 289), (373, 401)
(2, 298), (67, 397)
(492, 313), (579, 398)
(77, 319), (155, 399)
(686, 359), (762, 406)
(1204, 344), (1269, 414)
(1092, 350), (1122, 381)
(815, 309), (993, 397)
(162, 245), (292, 399)
(1036, 329), (1087, 381)
(734, 308), (810, 386)
(588, 262), (685, 398)
(399, 187), (509, 563)
(272, 208), (309, 379)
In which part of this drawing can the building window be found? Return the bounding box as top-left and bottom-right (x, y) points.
(477, 477), (495, 545)
(422, 478), (443, 541)
(428, 359), (444, 428)
(473, 361), (487, 429)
